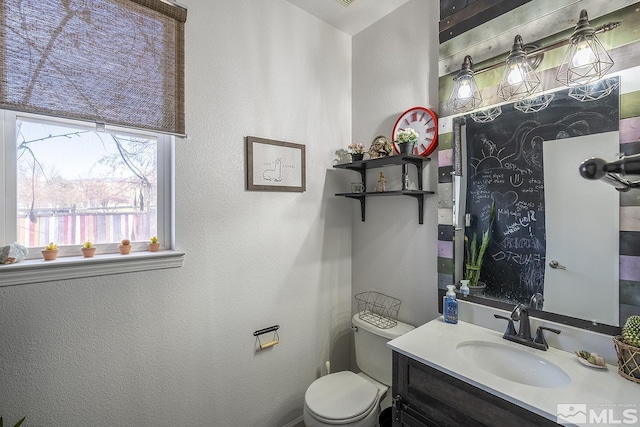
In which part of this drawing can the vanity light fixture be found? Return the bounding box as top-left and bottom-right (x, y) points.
(447, 9), (620, 113)
(497, 35), (540, 102)
(568, 77), (619, 102)
(446, 55), (483, 113)
(556, 9), (615, 86)
(469, 106), (502, 123)
(513, 93), (555, 113)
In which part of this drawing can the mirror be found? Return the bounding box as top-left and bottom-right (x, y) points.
(453, 77), (626, 328)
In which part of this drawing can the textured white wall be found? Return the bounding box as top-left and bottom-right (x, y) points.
(351, 1), (441, 328)
(0, 1), (353, 426)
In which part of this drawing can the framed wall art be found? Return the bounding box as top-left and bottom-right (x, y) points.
(246, 136), (306, 192)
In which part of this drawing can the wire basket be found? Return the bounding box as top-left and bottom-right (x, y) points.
(613, 335), (640, 384)
(355, 291), (401, 329)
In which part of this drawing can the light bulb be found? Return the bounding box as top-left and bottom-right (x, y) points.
(572, 42), (596, 67)
(457, 81), (472, 99)
(507, 65), (524, 85)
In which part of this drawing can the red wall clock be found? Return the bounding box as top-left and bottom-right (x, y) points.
(392, 106), (438, 157)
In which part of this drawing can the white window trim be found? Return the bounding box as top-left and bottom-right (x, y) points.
(1, 111), (184, 285)
(0, 250), (185, 287)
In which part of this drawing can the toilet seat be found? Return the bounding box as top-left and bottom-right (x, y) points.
(305, 371), (380, 424)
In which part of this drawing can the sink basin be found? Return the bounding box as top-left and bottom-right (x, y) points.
(456, 340), (571, 388)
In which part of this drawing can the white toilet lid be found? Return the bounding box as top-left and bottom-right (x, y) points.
(305, 371), (379, 422)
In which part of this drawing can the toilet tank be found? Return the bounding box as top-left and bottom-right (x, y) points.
(352, 312), (414, 386)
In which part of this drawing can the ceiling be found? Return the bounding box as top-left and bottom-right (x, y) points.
(286, 0), (411, 36)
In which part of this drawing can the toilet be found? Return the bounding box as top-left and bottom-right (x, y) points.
(303, 312), (414, 427)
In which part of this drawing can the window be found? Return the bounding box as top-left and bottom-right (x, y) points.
(0, 1), (186, 283)
(3, 110), (173, 259)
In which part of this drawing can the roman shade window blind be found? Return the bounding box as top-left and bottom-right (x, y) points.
(0, 0), (187, 135)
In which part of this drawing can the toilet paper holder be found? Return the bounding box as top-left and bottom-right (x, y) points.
(254, 325), (280, 350)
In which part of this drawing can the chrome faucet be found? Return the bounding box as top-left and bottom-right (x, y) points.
(494, 303), (561, 351)
(529, 292), (544, 310)
(511, 303), (532, 340)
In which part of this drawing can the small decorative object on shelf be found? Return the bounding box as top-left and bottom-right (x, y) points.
(119, 239), (132, 255)
(148, 236), (160, 252)
(0, 242), (28, 264)
(367, 135), (393, 159)
(334, 148), (351, 164)
(348, 142), (365, 162)
(613, 315), (640, 383)
(42, 242), (58, 261)
(350, 182), (364, 193)
(395, 127), (418, 155)
(81, 241), (96, 258)
(375, 172), (386, 192)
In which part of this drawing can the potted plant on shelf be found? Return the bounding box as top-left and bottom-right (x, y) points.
(81, 241), (96, 258)
(395, 128), (419, 155)
(119, 239), (132, 255)
(148, 236), (160, 252)
(348, 143), (365, 162)
(464, 201), (496, 295)
(41, 242), (58, 261)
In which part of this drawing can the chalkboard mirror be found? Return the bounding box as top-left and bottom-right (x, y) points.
(452, 76), (626, 329)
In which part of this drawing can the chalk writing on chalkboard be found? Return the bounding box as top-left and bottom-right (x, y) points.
(463, 77), (619, 302)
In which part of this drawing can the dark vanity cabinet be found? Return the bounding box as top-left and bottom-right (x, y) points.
(391, 352), (558, 427)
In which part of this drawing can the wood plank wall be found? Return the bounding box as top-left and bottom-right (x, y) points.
(439, 0), (532, 43)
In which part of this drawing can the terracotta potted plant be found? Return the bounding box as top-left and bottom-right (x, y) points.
(119, 239), (132, 255)
(42, 242), (58, 261)
(148, 236), (160, 252)
(81, 241), (96, 258)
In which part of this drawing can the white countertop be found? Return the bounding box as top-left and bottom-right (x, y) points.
(387, 318), (639, 425)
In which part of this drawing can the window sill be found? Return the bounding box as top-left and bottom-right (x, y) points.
(0, 250), (185, 287)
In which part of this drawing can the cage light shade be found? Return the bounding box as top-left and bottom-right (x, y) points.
(556, 9), (614, 86)
(447, 55), (483, 113)
(497, 35), (540, 101)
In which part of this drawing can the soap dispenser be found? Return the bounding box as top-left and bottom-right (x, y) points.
(460, 280), (470, 296)
(443, 285), (458, 324)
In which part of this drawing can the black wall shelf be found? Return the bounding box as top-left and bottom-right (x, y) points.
(333, 155), (434, 224)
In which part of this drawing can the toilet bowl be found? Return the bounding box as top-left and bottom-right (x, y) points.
(303, 371), (386, 427)
(303, 313), (414, 427)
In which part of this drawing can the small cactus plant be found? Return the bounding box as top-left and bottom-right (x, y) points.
(119, 239), (132, 254)
(148, 236), (160, 252)
(83, 241), (93, 248)
(42, 242), (58, 260)
(622, 315), (640, 348)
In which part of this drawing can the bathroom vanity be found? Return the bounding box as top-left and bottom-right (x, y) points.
(391, 352), (555, 426)
(388, 319), (638, 427)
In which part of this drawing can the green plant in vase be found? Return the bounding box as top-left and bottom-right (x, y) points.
(464, 200), (496, 288)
